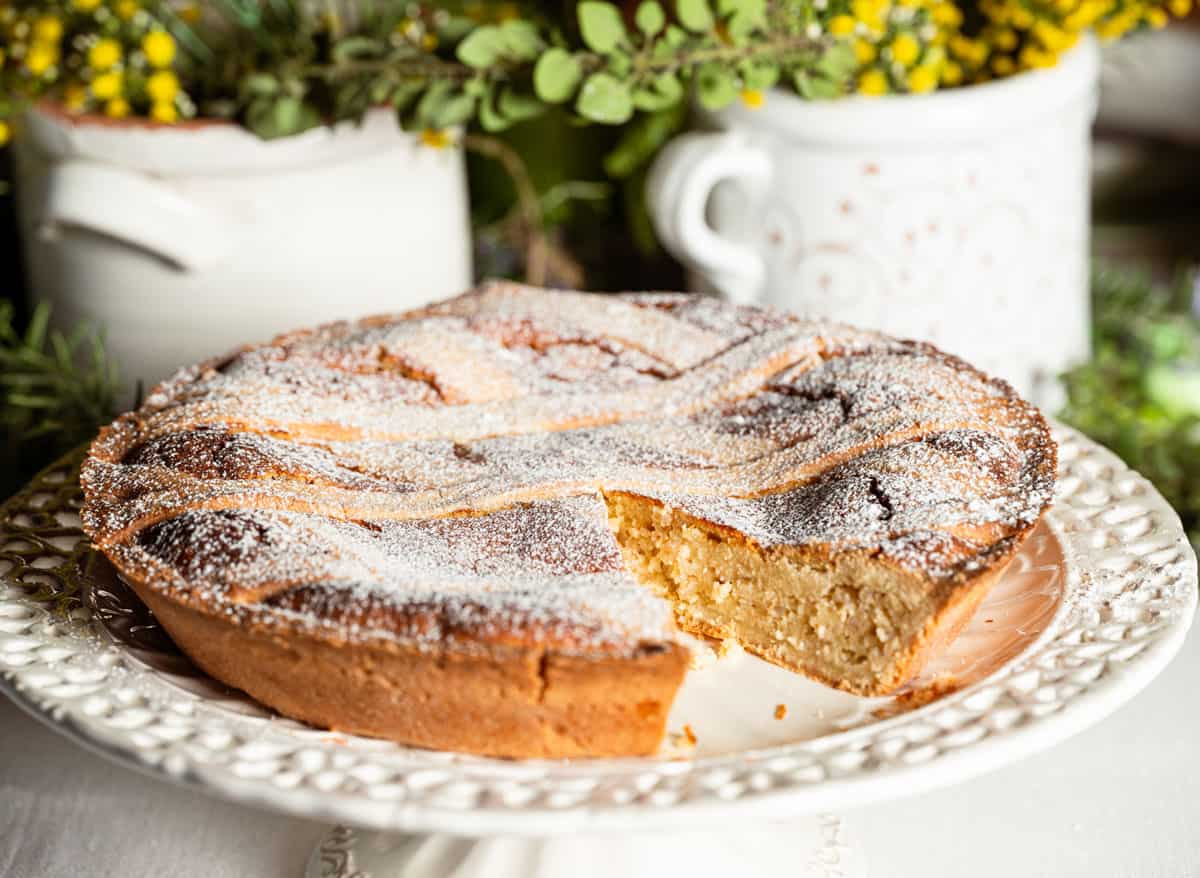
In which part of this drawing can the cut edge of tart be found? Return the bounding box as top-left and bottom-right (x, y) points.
(80, 282), (1056, 758)
(603, 491), (1027, 698)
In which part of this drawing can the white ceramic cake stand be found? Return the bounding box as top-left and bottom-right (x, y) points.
(0, 426), (1195, 878)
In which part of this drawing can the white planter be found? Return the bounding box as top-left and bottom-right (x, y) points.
(648, 40), (1100, 407)
(13, 107), (472, 400)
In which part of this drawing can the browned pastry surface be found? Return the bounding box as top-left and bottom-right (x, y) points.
(80, 283), (1055, 758)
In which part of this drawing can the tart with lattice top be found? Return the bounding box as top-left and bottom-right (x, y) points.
(80, 283), (1055, 758)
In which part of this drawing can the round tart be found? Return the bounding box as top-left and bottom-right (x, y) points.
(81, 283), (1055, 758)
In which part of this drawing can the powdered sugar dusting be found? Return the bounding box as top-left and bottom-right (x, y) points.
(81, 282), (1056, 655)
(123, 497), (671, 651)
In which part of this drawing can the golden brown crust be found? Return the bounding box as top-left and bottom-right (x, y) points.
(80, 283), (1056, 756)
(134, 581), (688, 758)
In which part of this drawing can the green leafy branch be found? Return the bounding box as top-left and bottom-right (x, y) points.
(527, 0), (839, 125)
(1059, 267), (1200, 543)
(153, 0), (848, 138)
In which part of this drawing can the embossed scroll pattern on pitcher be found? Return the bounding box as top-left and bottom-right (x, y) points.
(751, 127), (1089, 405)
(0, 425), (1194, 833)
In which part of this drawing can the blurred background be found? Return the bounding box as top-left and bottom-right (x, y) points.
(0, 11), (1197, 534)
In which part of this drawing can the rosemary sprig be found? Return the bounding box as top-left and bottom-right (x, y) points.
(0, 302), (118, 499)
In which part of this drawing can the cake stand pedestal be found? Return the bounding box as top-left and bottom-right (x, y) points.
(305, 818), (867, 878)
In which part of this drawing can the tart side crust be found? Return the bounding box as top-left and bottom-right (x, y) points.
(132, 579), (689, 759)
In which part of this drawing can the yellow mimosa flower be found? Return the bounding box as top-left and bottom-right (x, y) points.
(420, 128), (454, 149)
(1062, 8), (1090, 28)
(981, 0), (1007, 21)
(1010, 6), (1034, 26)
(1168, 0), (1192, 16)
(740, 88), (765, 108)
(25, 43), (59, 76)
(88, 38), (122, 71)
(1099, 8), (1139, 37)
(33, 15), (63, 44)
(142, 30), (176, 68)
(106, 97), (131, 119)
(115, 0), (140, 20)
(1018, 46), (1047, 68)
(931, 3), (963, 25)
(150, 101), (178, 123)
(991, 54), (1015, 75)
(90, 70), (123, 100)
(993, 27), (1019, 50)
(858, 68), (890, 95)
(852, 0), (888, 31)
(908, 65), (938, 92)
(941, 60), (963, 85)
(949, 35), (989, 66)
(829, 14), (858, 35)
(854, 39), (878, 63)
(1033, 21), (1071, 50)
(890, 33), (921, 66)
(73, 0), (102, 12)
(0, 121), (10, 147)
(146, 70), (180, 103)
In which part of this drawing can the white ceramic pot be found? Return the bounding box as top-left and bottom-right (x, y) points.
(648, 39), (1100, 407)
(13, 107), (472, 400)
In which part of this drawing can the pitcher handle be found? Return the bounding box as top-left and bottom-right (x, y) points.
(39, 160), (232, 272)
(646, 131), (772, 306)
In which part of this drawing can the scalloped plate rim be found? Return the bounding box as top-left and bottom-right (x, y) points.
(0, 424), (1195, 836)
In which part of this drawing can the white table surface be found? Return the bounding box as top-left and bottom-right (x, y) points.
(3, 622), (1197, 878)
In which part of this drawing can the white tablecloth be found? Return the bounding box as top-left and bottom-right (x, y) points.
(3, 626), (1198, 878)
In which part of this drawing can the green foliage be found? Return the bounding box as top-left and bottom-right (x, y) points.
(578, 2), (630, 53)
(457, 20), (544, 68)
(1060, 268), (1200, 543)
(636, 1), (668, 36)
(534, 49), (585, 104)
(792, 42), (855, 98)
(0, 0), (852, 157)
(178, 0), (845, 138)
(696, 64), (739, 110)
(633, 73), (685, 111)
(577, 72), (635, 124)
(171, 0), (849, 146)
(677, 0), (716, 31)
(0, 302), (118, 500)
(604, 103), (688, 178)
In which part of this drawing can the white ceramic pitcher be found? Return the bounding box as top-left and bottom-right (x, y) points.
(648, 40), (1100, 407)
(13, 106), (472, 401)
